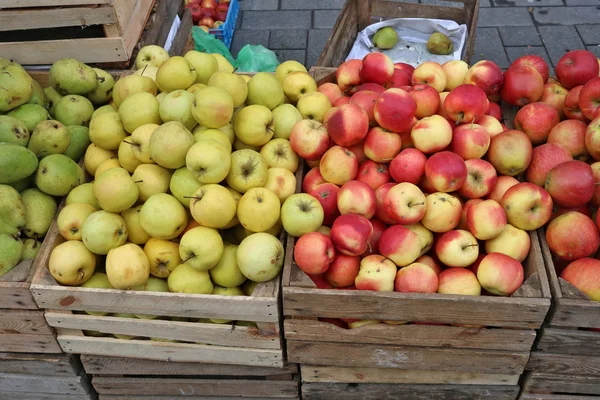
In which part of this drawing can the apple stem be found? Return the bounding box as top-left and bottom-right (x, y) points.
(123, 140), (135, 146)
(410, 202), (425, 206)
(134, 180), (143, 183)
(183, 196), (202, 199)
(469, 117), (476, 128)
(141, 64), (148, 75)
(463, 244), (479, 249)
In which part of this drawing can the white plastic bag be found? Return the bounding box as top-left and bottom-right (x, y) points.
(346, 18), (468, 66)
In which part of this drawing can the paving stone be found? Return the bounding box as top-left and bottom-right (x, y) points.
(479, 0), (493, 6)
(499, 26), (543, 46)
(538, 25), (585, 66)
(238, 0), (279, 11)
(532, 6), (600, 25)
(492, 0), (563, 6)
(587, 45), (600, 57)
(566, 0), (600, 5)
(313, 10), (341, 29)
(505, 46), (554, 75)
(269, 30), (308, 49)
(471, 28), (510, 69)
(421, 0), (466, 7)
(307, 29), (332, 68)
(241, 11), (312, 29)
(230, 29), (270, 57)
(577, 25), (600, 45)
(281, 0), (346, 10)
(477, 7), (534, 27)
(274, 49), (307, 65)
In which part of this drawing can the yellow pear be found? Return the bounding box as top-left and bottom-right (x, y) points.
(212, 53), (235, 73)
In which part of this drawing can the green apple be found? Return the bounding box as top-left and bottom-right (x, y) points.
(140, 193), (187, 240)
(148, 121), (195, 169)
(281, 193), (324, 237)
(159, 90), (196, 130)
(272, 104), (302, 139)
(184, 51), (218, 84)
(208, 72), (248, 108)
(233, 105), (274, 146)
(185, 139), (231, 184)
(89, 111), (127, 150)
(156, 56), (196, 92)
(247, 73), (285, 110)
(178, 226), (223, 271)
(168, 263), (213, 294)
(118, 92), (161, 134)
(93, 167), (139, 213)
(135, 45), (170, 69)
(191, 86), (234, 129)
(226, 149), (268, 193)
(131, 164), (172, 202)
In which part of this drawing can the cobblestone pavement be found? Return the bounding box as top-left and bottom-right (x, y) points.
(232, 0), (600, 72)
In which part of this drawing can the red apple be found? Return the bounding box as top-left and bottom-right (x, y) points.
(560, 258), (600, 300)
(545, 160), (595, 208)
(552, 204), (592, 221)
(360, 52), (394, 86)
(592, 162), (600, 206)
(539, 82), (569, 119)
(487, 130), (533, 176)
(467, 199), (507, 240)
(510, 54), (549, 83)
(459, 199), (483, 230)
(303, 167), (326, 193)
(458, 158), (497, 199)
(357, 160), (390, 190)
(416, 255), (443, 276)
(546, 211), (600, 260)
(308, 274), (333, 289)
(435, 229), (479, 268)
(337, 180), (377, 219)
(525, 143), (573, 186)
(363, 127), (401, 163)
(437, 268), (481, 295)
(320, 146), (359, 186)
(556, 49), (600, 90)
(374, 183), (396, 224)
(199, 16), (214, 26)
(412, 62), (447, 93)
(201, 7), (215, 17)
(385, 69), (411, 89)
(214, 11), (228, 22)
(200, 0), (217, 8)
(324, 103), (369, 147)
(309, 183), (340, 227)
(318, 83), (345, 105)
(215, 3), (229, 13)
(424, 151), (467, 192)
(444, 84), (488, 124)
(487, 102), (502, 120)
(410, 115), (453, 154)
(365, 218), (386, 256)
(563, 85), (589, 122)
(501, 65), (544, 107)
(336, 59), (362, 92)
(477, 253), (524, 296)
(487, 175), (519, 203)
(374, 89), (417, 133)
(350, 90), (378, 126)
(464, 60), (504, 95)
(330, 214), (373, 256)
(451, 123), (490, 160)
(378, 225), (421, 267)
(347, 142), (366, 164)
(355, 255), (396, 291)
(395, 263), (439, 293)
(514, 102), (560, 145)
(394, 62), (415, 79)
(334, 97), (350, 106)
(383, 182), (426, 225)
(485, 223), (530, 262)
(476, 114), (504, 138)
(585, 116), (600, 160)
(290, 119), (330, 161)
(356, 83), (386, 94)
(547, 120), (589, 160)
(580, 77), (600, 120)
(389, 148), (426, 184)
(408, 84), (440, 118)
(188, 4), (204, 22)
(500, 182), (553, 231)
(324, 252), (360, 288)
(294, 232), (335, 275)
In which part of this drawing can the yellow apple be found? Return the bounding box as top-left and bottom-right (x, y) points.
(135, 45), (169, 69)
(247, 72), (285, 110)
(237, 233), (284, 282)
(89, 112), (127, 150)
(112, 74), (157, 108)
(260, 138), (299, 172)
(132, 164), (172, 202)
(94, 158), (121, 179)
(193, 128), (232, 152)
(81, 210), (128, 255)
(275, 60), (308, 83)
(296, 92), (332, 122)
(118, 92), (161, 134)
(57, 203), (96, 240)
(282, 72), (317, 104)
(170, 167), (203, 208)
(272, 104), (302, 139)
(234, 137), (262, 151)
(106, 243), (150, 289)
(185, 139), (231, 184)
(237, 187), (281, 233)
(208, 72), (248, 108)
(156, 56), (197, 92)
(234, 105), (274, 146)
(212, 53), (235, 73)
(66, 183), (100, 210)
(226, 149), (268, 193)
(84, 144), (117, 176)
(209, 244), (246, 288)
(134, 65), (158, 81)
(93, 167), (139, 213)
(191, 86), (234, 129)
(121, 205), (150, 245)
(118, 136), (143, 173)
(143, 238), (181, 278)
(168, 263), (213, 294)
(140, 193), (188, 240)
(223, 187), (242, 229)
(129, 123), (158, 164)
(148, 121), (195, 169)
(189, 184), (237, 229)
(187, 83), (207, 95)
(264, 167), (296, 202)
(49, 240), (96, 285)
(184, 51), (218, 84)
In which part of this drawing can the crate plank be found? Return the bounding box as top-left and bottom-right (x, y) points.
(0, 333), (61, 353)
(45, 312), (280, 349)
(0, 0), (108, 7)
(524, 373), (600, 396)
(57, 333), (284, 367)
(527, 352), (600, 376)
(0, 7), (117, 31)
(115, 0), (157, 55)
(537, 328), (600, 356)
(287, 341), (528, 375)
(301, 365), (519, 385)
(301, 382), (519, 400)
(0, 393), (93, 400)
(99, 397), (298, 400)
(92, 376), (298, 397)
(371, 0), (471, 24)
(285, 319), (535, 352)
(520, 394), (600, 400)
(0, 309), (54, 335)
(0, 372), (90, 395)
(0, 352), (79, 376)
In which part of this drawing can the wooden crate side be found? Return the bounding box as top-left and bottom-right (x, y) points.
(316, 0), (359, 68)
(301, 382), (519, 400)
(0, 353), (80, 377)
(92, 376), (298, 398)
(0, 372), (90, 395)
(0, 282), (37, 310)
(115, 0), (157, 57)
(0, 333), (61, 354)
(0, 6), (118, 31)
(526, 351), (600, 376)
(0, 394), (94, 400)
(301, 365), (519, 385)
(285, 318), (535, 352)
(98, 397), (298, 400)
(536, 327), (600, 356)
(0, 0), (108, 8)
(80, 354), (297, 376)
(524, 373), (600, 396)
(0, 309), (54, 335)
(520, 394), (600, 400)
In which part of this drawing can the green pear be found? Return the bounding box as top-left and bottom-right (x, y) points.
(247, 73), (285, 110)
(167, 263), (213, 294)
(169, 167), (203, 208)
(87, 68), (115, 105)
(80, 210), (128, 255)
(21, 188), (57, 239)
(156, 56), (197, 92)
(7, 104), (51, 133)
(184, 51), (218, 84)
(93, 167), (139, 213)
(54, 95), (95, 127)
(35, 154), (83, 196)
(159, 90), (196, 130)
(118, 92), (161, 133)
(133, 276), (169, 319)
(373, 27), (399, 50)
(49, 58), (98, 95)
(0, 115), (29, 146)
(209, 244), (246, 288)
(208, 72), (248, 108)
(0, 234), (23, 277)
(27, 79), (48, 107)
(0, 143), (38, 184)
(0, 58), (24, 70)
(148, 121), (194, 169)
(43, 87), (63, 116)
(0, 64), (33, 112)
(272, 104), (302, 139)
(63, 126), (91, 162)
(427, 32), (453, 55)
(8, 175), (33, 192)
(28, 120), (71, 157)
(91, 104), (117, 120)
(112, 74), (157, 108)
(0, 185), (26, 236)
(89, 111), (127, 150)
(66, 183), (100, 210)
(81, 272), (114, 316)
(210, 285), (244, 323)
(21, 238), (42, 260)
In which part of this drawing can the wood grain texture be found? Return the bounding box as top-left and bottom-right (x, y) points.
(0, 7), (117, 31)
(80, 354), (296, 376)
(316, 0), (359, 67)
(524, 373), (600, 396)
(536, 328), (600, 356)
(287, 341), (528, 374)
(520, 393), (600, 400)
(0, 393), (93, 400)
(0, 309), (53, 335)
(527, 351), (600, 376)
(285, 319), (536, 352)
(0, 372), (90, 395)
(0, 352), (79, 376)
(0, 0), (107, 7)
(301, 365), (519, 385)
(301, 382), (520, 400)
(99, 397), (299, 400)
(0, 333), (61, 353)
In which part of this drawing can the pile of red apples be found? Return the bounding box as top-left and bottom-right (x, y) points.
(288, 49), (600, 321)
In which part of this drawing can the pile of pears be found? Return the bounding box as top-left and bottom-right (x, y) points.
(47, 45), (319, 335)
(0, 57), (117, 276)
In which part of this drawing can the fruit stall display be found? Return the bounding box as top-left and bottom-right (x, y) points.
(24, 49), (308, 399)
(315, 0), (480, 68)
(187, 0), (239, 49)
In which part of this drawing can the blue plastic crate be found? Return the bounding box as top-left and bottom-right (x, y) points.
(208, 0), (239, 49)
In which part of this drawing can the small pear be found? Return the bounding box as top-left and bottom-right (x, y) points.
(7, 104), (51, 133)
(27, 79), (47, 107)
(0, 234), (23, 277)
(427, 32), (454, 55)
(28, 120), (71, 157)
(373, 27), (399, 50)
(0, 115), (29, 146)
(87, 68), (115, 105)
(0, 185), (26, 236)
(21, 238), (42, 260)
(63, 126), (91, 162)
(21, 188), (58, 239)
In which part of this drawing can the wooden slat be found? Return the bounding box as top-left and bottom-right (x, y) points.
(301, 365), (519, 385)
(0, 0), (108, 7)
(0, 309), (53, 335)
(0, 259), (33, 283)
(0, 352), (79, 377)
(99, 397), (299, 400)
(0, 283), (38, 309)
(520, 394), (600, 400)
(524, 373), (600, 396)
(0, 38), (127, 65)
(0, 333), (61, 353)
(301, 382), (520, 400)
(316, 0), (359, 67)
(527, 351), (600, 376)
(287, 341), (529, 375)
(57, 332), (284, 367)
(0, 393), (93, 400)
(45, 312), (280, 349)
(0, 372), (90, 395)
(537, 328), (600, 356)
(116, 0), (157, 56)
(81, 354), (296, 376)
(92, 376), (298, 397)
(0, 7), (117, 31)
(371, 0), (470, 24)
(285, 319), (536, 352)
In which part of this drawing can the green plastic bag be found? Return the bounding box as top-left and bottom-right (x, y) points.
(192, 26), (236, 66)
(236, 45), (280, 73)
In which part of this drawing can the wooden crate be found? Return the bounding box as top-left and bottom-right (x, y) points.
(0, 352), (94, 400)
(520, 232), (600, 398)
(0, 0), (193, 67)
(77, 355), (299, 399)
(316, 0), (480, 68)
